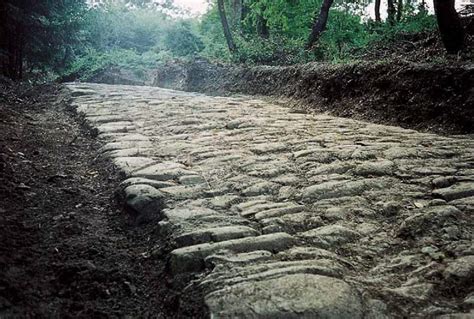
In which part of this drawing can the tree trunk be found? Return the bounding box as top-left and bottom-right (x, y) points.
(256, 5), (269, 39)
(17, 41), (23, 80)
(396, 0), (403, 21)
(375, 0), (381, 22)
(306, 0), (334, 49)
(433, 0), (464, 54)
(217, 0), (237, 53)
(387, 0), (396, 25)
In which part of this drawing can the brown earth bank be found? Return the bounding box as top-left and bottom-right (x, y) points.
(153, 60), (474, 135)
(0, 82), (205, 318)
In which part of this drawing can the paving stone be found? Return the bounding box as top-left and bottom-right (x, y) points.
(242, 181), (281, 196)
(113, 157), (156, 176)
(159, 185), (207, 200)
(200, 259), (346, 297)
(353, 160), (396, 176)
(178, 175), (207, 185)
(254, 203), (305, 220)
(433, 182), (474, 201)
(169, 233), (295, 273)
(205, 274), (364, 319)
(174, 226), (260, 248)
(250, 142), (288, 154)
(132, 162), (196, 180)
(123, 184), (165, 224)
(385, 283), (434, 301)
(120, 177), (176, 189)
(300, 225), (361, 248)
(204, 250), (272, 267)
(68, 83), (474, 317)
(443, 256), (474, 282)
(163, 206), (220, 222)
(279, 246), (353, 267)
(308, 161), (355, 175)
(302, 179), (387, 202)
(398, 205), (461, 238)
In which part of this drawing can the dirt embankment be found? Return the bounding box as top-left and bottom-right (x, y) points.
(154, 60), (474, 134)
(0, 83), (202, 318)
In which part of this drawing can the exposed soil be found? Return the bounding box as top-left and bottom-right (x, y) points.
(154, 59), (474, 135)
(152, 15), (474, 135)
(0, 83), (202, 318)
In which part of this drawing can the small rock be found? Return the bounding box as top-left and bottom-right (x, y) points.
(123, 184), (165, 224)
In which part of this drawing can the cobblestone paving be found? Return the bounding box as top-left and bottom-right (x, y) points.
(67, 83), (474, 318)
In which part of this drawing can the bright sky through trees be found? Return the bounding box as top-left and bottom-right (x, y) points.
(173, 0), (209, 15)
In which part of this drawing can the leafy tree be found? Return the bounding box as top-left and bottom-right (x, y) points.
(0, 0), (86, 79)
(307, 0), (335, 49)
(218, 0), (237, 53)
(164, 21), (204, 56)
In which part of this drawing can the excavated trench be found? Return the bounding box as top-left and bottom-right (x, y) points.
(66, 82), (474, 318)
(153, 60), (474, 135)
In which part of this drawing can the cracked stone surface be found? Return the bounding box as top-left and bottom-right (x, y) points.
(66, 83), (474, 317)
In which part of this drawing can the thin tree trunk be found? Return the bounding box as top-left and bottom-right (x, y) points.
(18, 41), (23, 80)
(306, 0), (334, 49)
(433, 0), (464, 53)
(396, 0), (403, 21)
(217, 0), (237, 53)
(375, 0), (381, 22)
(387, 0), (396, 25)
(256, 5), (269, 39)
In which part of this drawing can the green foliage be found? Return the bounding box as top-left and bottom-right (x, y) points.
(65, 48), (167, 81)
(0, 0), (441, 80)
(0, 0), (87, 79)
(199, 0), (437, 64)
(164, 21), (205, 56)
(65, 4), (203, 79)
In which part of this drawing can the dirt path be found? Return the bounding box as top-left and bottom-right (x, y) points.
(65, 82), (473, 318)
(0, 85), (197, 318)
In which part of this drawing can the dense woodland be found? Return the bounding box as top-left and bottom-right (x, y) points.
(0, 0), (468, 81)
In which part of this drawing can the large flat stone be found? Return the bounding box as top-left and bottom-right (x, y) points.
(174, 226), (260, 248)
(113, 157), (156, 176)
(169, 233), (295, 274)
(205, 274), (364, 319)
(300, 225), (360, 248)
(132, 162), (197, 181)
(254, 203), (305, 220)
(302, 179), (387, 202)
(433, 182), (474, 201)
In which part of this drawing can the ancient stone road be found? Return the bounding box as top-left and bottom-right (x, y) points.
(67, 83), (474, 318)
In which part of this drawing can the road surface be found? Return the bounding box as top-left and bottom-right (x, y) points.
(67, 83), (474, 318)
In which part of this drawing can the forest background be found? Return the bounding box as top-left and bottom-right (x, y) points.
(0, 0), (470, 81)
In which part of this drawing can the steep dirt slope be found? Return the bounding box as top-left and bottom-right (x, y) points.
(154, 60), (474, 135)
